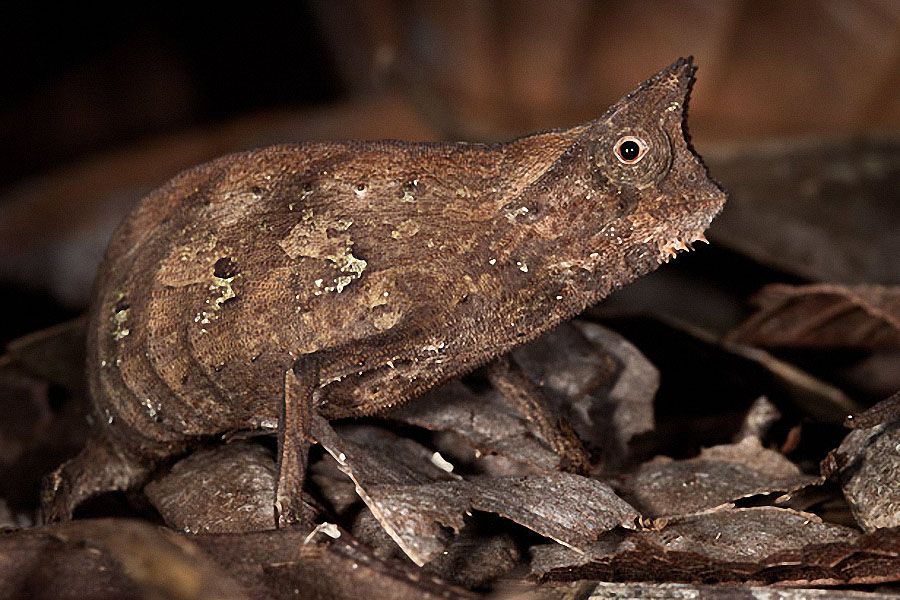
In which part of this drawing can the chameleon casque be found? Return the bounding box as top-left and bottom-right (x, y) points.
(43, 58), (726, 524)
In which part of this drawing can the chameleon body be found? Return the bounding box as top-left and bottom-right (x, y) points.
(44, 58), (726, 521)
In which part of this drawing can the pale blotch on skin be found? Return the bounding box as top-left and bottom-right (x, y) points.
(194, 271), (238, 326)
(141, 397), (162, 421)
(279, 212), (368, 294)
(503, 205), (530, 223)
(110, 291), (130, 341)
(176, 233), (217, 263)
(111, 305), (130, 341)
(373, 310), (403, 331)
(390, 220), (420, 240)
(419, 340), (447, 364)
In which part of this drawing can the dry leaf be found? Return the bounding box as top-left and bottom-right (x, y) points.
(145, 441), (281, 534)
(823, 393), (900, 532)
(627, 437), (818, 517)
(530, 507), (897, 586)
(706, 137), (900, 284)
(388, 379), (561, 475)
(312, 415), (639, 566)
(729, 284), (900, 351)
(195, 526), (474, 600)
(512, 321), (658, 468)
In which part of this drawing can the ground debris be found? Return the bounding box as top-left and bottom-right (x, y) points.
(823, 393), (900, 532)
(579, 581), (900, 599)
(0, 518), (247, 600)
(530, 507), (900, 586)
(312, 414), (639, 566)
(145, 441), (282, 534)
(626, 437), (819, 517)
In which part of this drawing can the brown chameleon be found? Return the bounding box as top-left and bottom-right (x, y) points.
(43, 57), (726, 524)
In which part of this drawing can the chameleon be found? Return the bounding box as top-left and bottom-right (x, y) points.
(42, 57), (726, 524)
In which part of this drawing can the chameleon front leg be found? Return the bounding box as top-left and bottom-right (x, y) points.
(487, 356), (592, 475)
(274, 357), (319, 528)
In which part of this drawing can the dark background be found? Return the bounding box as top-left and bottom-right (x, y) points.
(1, 0), (898, 345)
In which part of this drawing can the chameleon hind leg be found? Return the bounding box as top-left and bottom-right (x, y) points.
(41, 435), (149, 523)
(274, 357), (319, 528)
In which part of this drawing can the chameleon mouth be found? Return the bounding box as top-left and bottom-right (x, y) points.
(657, 228), (710, 263)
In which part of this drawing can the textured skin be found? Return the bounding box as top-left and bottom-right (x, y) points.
(51, 58), (725, 514)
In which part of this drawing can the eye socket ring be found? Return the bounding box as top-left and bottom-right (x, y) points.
(614, 136), (648, 165)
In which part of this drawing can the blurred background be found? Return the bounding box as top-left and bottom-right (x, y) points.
(0, 0), (898, 342)
(0, 0), (898, 542)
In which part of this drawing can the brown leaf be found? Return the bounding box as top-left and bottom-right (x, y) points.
(0, 319), (92, 515)
(729, 284), (900, 351)
(531, 507), (898, 586)
(0, 518), (473, 600)
(388, 379), (561, 476)
(627, 437), (819, 517)
(512, 321), (658, 468)
(706, 137), (900, 284)
(0, 367), (89, 516)
(308, 453), (366, 517)
(389, 320), (658, 475)
(3, 318), (87, 390)
(422, 529), (521, 590)
(145, 441), (281, 534)
(311, 415), (639, 566)
(366, 475), (639, 564)
(315, 5), (900, 140)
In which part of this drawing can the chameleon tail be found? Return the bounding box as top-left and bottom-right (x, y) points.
(41, 434), (149, 523)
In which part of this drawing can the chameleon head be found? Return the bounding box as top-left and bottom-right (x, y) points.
(578, 57), (726, 273)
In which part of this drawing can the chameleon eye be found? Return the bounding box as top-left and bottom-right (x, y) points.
(614, 136), (648, 165)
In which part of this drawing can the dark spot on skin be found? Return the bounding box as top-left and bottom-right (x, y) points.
(213, 257), (239, 279)
(250, 185), (264, 195)
(398, 180), (419, 199)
